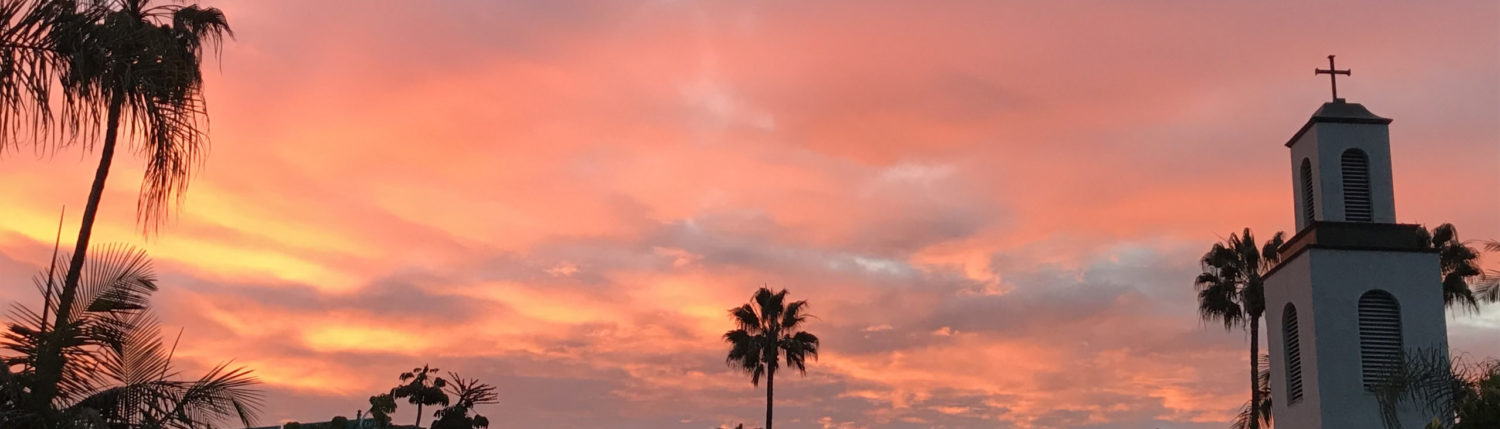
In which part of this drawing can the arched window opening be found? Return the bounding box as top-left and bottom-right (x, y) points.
(1284, 304), (1304, 404)
(1342, 149), (1372, 222)
(1359, 290), (1402, 389)
(1301, 159), (1316, 226)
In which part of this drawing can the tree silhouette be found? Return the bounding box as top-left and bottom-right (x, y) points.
(33, 0), (234, 413)
(368, 393), (396, 428)
(1452, 360), (1500, 428)
(1477, 240), (1500, 303)
(0, 244), (261, 428)
(1231, 355), (1272, 429)
(1418, 224), (1489, 312)
(1369, 348), (1500, 429)
(391, 365), (448, 428)
(431, 373), (498, 429)
(1195, 228), (1283, 429)
(724, 287), (819, 429)
(0, 0), (91, 149)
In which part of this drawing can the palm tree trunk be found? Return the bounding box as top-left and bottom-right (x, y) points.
(30, 90), (125, 415)
(416, 403), (423, 428)
(765, 365), (775, 429)
(1249, 315), (1261, 429)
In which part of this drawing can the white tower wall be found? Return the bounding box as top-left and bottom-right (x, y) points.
(1266, 99), (1449, 429)
(1287, 102), (1398, 232)
(1267, 242), (1447, 429)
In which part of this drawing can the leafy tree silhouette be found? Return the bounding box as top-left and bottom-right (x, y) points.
(391, 365), (448, 428)
(368, 393), (397, 428)
(724, 287), (819, 429)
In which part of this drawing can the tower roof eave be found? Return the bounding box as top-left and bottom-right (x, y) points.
(1284, 100), (1394, 148)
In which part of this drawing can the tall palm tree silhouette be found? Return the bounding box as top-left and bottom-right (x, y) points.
(33, 0), (232, 412)
(1195, 228), (1283, 429)
(724, 287), (819, 429)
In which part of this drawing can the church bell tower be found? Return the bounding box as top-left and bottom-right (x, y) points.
(1264, 56), (1449, 429)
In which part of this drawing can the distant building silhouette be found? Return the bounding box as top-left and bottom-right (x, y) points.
(250, 419), (418, 429)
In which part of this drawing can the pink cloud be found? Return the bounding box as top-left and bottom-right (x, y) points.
(1, 0), (1496, 428)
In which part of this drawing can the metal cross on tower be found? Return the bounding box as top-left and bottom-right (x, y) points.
(1315, 55), (1351, 101)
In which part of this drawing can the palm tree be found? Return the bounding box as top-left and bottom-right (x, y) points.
(35, 0), (233, 412)
(723, 287), (820, 429)
(1419, 224), (1485, 312)
(0, 0), (92, 151)
(0, 244), (262, 428)
(1451, 359), (1500, 428)
(431, 373), (498, 429)
(1370, 348), (1500, 429)
(1195, 228), (1284, 429)
(391, 364), (448, 428)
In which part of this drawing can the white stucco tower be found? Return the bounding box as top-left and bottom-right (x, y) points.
(1264, 96), (1449, 428)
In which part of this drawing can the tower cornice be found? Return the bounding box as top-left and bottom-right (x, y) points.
(1265, 221), (1433, 279)
(1284, 100), (1394, 148)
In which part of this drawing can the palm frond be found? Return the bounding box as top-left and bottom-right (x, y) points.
(0, 0), (82, 153)
(1476, 273), (1500, 304)
(1423, 224), (1486, 312)
(163, 361), (263, 428)
(1261, 231), (1287, 267)
(2, 242), (261, 428)
(5, 243), (159, 404)
(730, 305), (760, 333)
(1197, 280), (1244, 330)
(780, 300), (809, 332)
(1231, 356), (1274, 429)
(780, 331), (819, 375)
(1371, 347), (1462, 429)
(76, 243), (156, 315)
(752, 288), (780, 327)
(443, 373), (498, 408)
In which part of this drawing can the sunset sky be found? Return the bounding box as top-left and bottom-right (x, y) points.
(1, 1), (1498, 428)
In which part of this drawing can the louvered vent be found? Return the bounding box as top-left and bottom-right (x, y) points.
(1342, 149), (1372, 222)
(1300, 159), (1316, 226)
(1359, 290), (1402, 389)
(1284, 304), (1304, 404)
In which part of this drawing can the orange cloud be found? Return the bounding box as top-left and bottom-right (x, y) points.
(1, 0), (1496, 427)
